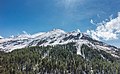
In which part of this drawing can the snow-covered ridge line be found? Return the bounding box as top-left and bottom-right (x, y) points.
(0, 29), (73, 50)
(0, 29), (119, 58)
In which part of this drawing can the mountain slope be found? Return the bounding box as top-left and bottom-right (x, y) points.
(0, 29), (120, 58)
(0, 29), (120, 74)
(0, 43), (120, 74)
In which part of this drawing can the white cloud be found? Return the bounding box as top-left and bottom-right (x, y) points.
(90, 19), (97, 26)
(90, 19), (94, 24)
(0, 36), (3, 39)
(97, 14), (100, 18)
(87, 12), (120, 41)
(61, 0), (77, 9)
(56, 0), (84, 10)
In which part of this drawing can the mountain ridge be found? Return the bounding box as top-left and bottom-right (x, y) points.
(0, 29), (120, 58)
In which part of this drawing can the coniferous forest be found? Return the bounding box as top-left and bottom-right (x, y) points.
(0, 43), (120, 74)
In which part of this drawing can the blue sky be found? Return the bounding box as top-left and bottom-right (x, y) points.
(0, 0), (120, 47)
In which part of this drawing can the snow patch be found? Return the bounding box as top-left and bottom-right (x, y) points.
(76, 40), (89, 59)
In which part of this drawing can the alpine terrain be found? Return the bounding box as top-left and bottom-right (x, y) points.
(0, 29), (120, 74)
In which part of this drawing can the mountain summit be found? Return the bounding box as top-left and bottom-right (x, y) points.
(0, 29), (120, 58)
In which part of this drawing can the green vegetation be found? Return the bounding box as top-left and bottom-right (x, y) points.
(0, 43), (120, 74)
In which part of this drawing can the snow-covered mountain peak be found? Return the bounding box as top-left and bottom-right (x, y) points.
(36, 29), (66, 39)
(0, 29), (120, 58)
(50, 29), (66, 34)
(17, 31), (31, 39)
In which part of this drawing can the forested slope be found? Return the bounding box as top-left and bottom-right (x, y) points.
(0, 43), (120, 74)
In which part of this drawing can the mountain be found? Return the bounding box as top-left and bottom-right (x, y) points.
(0, 29), (120, 74)
(0, 29), (120, 58)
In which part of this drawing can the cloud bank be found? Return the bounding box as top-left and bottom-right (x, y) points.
(87, 12), (120, 41)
